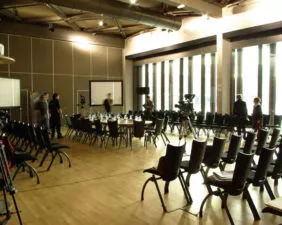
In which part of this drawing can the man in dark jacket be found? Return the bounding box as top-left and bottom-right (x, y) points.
(233, 94), (248, 138)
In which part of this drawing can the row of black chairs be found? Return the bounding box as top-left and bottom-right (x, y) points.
(1, 120), (71, 184)
(141, 129), (282, 224)
(64, 115), (171, 149)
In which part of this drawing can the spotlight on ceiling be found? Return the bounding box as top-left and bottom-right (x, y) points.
(48, 23), (54, 32)
(177, 4), (185, 9)
(99, 20), (104, 26)
(130, 0), (137, 4)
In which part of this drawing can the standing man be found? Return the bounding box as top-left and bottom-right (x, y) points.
(252, 97), (263, 132)
(43, 92), (50, 129)
(104, 93), (113, 113)
(143, 95), (154, 119)
(49, 93), (63, 139)
(233, 94), (248, 138)
(36, 94), (49, 129)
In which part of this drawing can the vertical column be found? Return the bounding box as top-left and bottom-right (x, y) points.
(217, 33), (232, 114)
(169, 60), (173, 110)
(258, 45), (263, 99)
(270, 43), (276, 119)
(188, 56), (193, 94)
(145, 64), (149, 88)
(211, 52), (216, 113)
(153, 63), (157, 106)
(237, 48), (243, 95)
(161, 61), (165, 110)
(230, 50), (236, 112)
(179, 58), (184, 101)
(201, 54), (206, 113)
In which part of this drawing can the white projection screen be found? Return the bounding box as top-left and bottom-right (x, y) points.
(89, 80), (123, 106)
(0, 77), (21, 108)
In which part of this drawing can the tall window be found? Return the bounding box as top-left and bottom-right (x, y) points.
(205, 54), (211, 113)
(276, 43), (282, 115)
(173, 59), (180, 110)
(241, 46), (259, 115)
(156, 62), (162, 110)
(164, 61), (170, 110)
(148, 64), (153, 99)
(141, 65), (146, 106)
(262, 45), (270, 114)
(193, 55), (201, 112)
(183, 57), (189, 95)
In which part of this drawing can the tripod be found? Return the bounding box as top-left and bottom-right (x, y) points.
(0, 142), (23, 225)
(179, 117), (197, 141)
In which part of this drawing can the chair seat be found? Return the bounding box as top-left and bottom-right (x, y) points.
(180, 160), (190, 170)
(143, 167), (160, 175)
(13, 152), (36, 161)
(51, 144), (70, 150)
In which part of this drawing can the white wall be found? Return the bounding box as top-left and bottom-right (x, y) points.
(123, 0), (282, 113)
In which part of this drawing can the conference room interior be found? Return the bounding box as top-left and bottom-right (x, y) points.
(0, 0), (282, 224)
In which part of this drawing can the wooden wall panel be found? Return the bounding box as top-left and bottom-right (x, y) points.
(54, 41), (72, 75)
(10, 35), (31, 73)
(92, 46), (107, 76)
(73, 47), (90, 76)
(32, 38), (53, 74)
(33, 74), (53, 94)
(108, 47), (122, 78)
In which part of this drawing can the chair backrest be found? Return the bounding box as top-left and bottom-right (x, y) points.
(133, 120), (145, 138)
(243, 132), (256, 154)
(205, 137), (226, 168)
(107, 120), (119, 137)
(269, 128), (280, 149)
(161, 143), (185, 181)
(187, 140), (207, 174)
(274, 115), (282, 127)
(255, 129), (269, 155)
(163, 116), (169, 131)
(40, 127), (52, 149)
(253, 147), (274, 186)
(272, 142), (282, 179)
(205, 112), (214, 125)
(94, 119), (103, 135)
(34, 125), (45, 149)
(227, 134), (242, 160)
(155, 118), (164, 134)
(231, 152), (254, 194)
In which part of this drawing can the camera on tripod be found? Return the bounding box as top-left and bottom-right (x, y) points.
(175, 94), (195, 119)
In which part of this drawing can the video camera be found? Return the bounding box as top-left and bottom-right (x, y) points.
(175, 94), (195, 118)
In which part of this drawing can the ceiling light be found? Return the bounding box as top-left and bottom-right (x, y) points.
(177, 4), (185, 9)
(130, 0), (137, 4)
(99, 20), (104, 26)
(202, 14), (209, 20)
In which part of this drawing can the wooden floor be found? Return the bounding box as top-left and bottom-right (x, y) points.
(8, 131), (282, 225)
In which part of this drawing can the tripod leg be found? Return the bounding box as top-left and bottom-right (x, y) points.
(11, 193), (23, 225)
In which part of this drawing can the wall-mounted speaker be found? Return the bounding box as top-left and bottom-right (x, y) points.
(136, 87), (149, 95)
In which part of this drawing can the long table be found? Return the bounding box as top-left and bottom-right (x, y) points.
(100, 119), (152, 149)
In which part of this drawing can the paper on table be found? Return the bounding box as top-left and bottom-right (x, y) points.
(265, 197), (282, 212)
(213, 170), (234, 180)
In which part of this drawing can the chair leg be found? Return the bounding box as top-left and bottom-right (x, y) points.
(264, 179), (275, 200)
(162, 131), (170, 143)
(178, 172), (192, 204)
(105, 136), (110, 149)
(152, 176), (167, 212)
(160, 134), (166, 146)
(199, 192), (213, 217)
(222, 194), (235, 225)
(59, 151), (72, 168)
(141, 177), (153, 200)
(25, 162), (40, 184)
(164, 181), (169, 194)
(47, 152), (58, 171)
(12, 166), (21, 181)
(244, 188), (261, 220)
(39, 151), (49, 167)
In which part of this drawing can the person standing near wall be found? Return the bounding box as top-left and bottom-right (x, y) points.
(143, 95), (154, 119)
(233, 94), (248, 138)
(43, 92), (50, 129)
(104, 93), (113, 113)
(252, 97), (263, 132)
(49, 93), (63, 139)
(36, 94), (49, 129)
